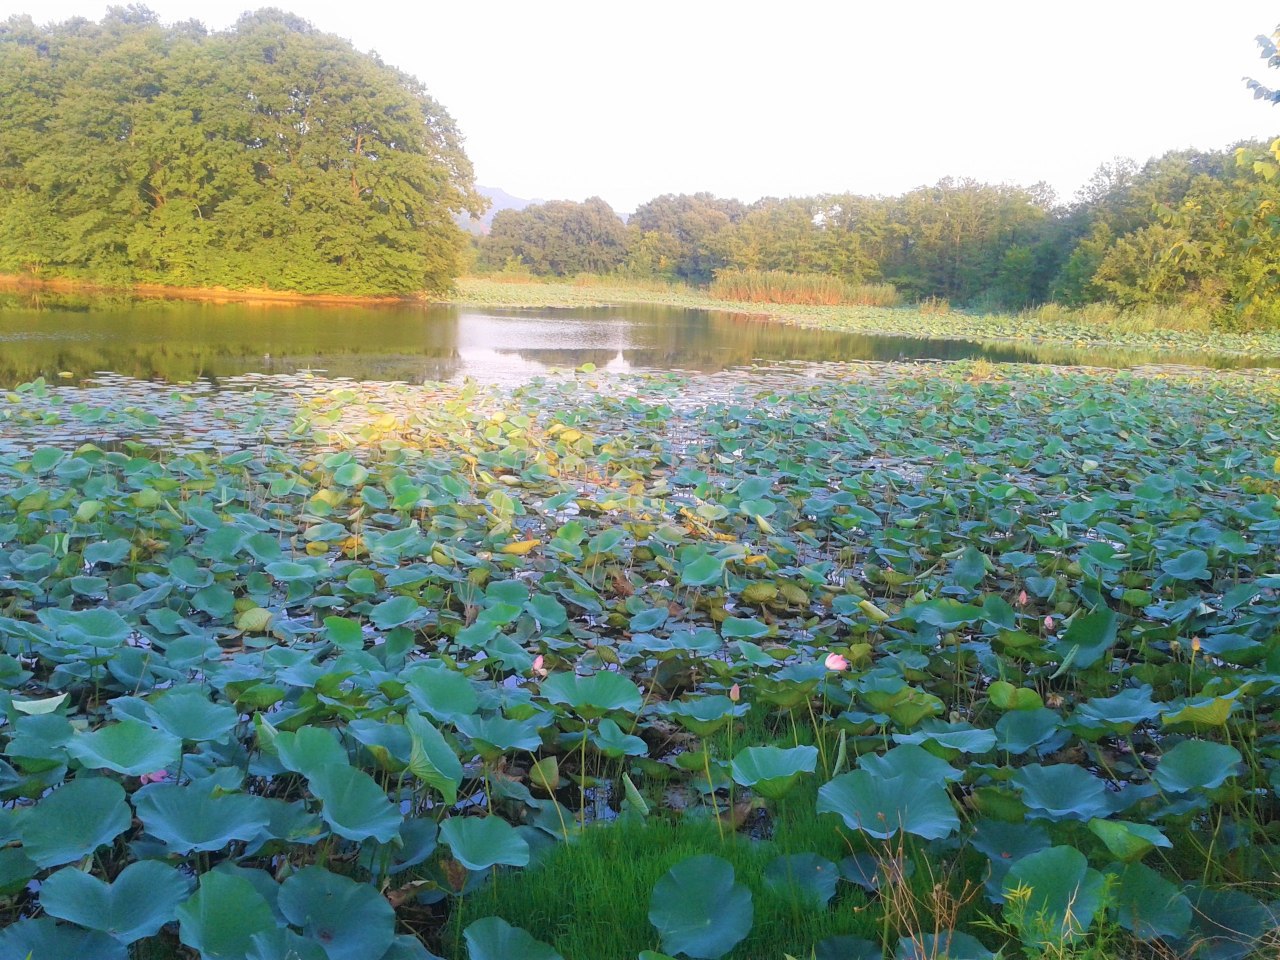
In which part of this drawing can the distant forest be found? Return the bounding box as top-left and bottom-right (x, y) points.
(0, 9), (481, 295)
(1, 10), (1278, 322)
(479, 144), (1280, 327)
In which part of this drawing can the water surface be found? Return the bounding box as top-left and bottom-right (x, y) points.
(0, 290), (1275, 386)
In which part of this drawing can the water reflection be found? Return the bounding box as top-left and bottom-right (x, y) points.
(0, 290), (1276, 387)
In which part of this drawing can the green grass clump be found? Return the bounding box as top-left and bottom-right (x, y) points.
(442, 814), (887, 960)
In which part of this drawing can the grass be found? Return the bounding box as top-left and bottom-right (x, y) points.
(440, 813), (889, 960)
(1021, 301), (1218, 334)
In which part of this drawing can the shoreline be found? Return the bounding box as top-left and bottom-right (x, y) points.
(446, 277), (1280, 361)
(0, 273), (417, 306)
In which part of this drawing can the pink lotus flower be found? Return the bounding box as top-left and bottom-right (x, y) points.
(1043, 616), (1055, 632)
(139, 770), (169, 785)
(729, 683), (741, 702)
(824, 653), (850, 672)
(531, 654), (548, 678)
(1016, 590), (1029, 607)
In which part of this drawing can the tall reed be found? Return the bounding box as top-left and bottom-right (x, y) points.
(710, 269), (899, 307)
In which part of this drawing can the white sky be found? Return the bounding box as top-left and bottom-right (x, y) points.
(7, 1), (1280, 212)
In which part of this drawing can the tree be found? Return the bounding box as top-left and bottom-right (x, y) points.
(0, 9), (481, 295)
(627, 193), (744, 283)
(479, 197), (627, 275)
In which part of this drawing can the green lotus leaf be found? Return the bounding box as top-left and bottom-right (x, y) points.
(405, 711), (463, 805)
(814, 937), (881, 960)
(731, 744), (818, 800)
(266, 560), (321, 582)
(1178, 885), (1273, 960)
(0, 917), (126, 960)
(1002, 846), (1105, 946)
(656, 696), (749, 736)
(40, 860), (192, 944)
(307, 763), (402, 843)
(1109, 861), (1191, 940)
(145, 687), (239, 742)
(1010, 764), (1111, 821)
(439, 815), (530, 872)
(369, 595), (425, 630)
(67, 719), (181, 776)
(463, 917), (563, 960)
(36, 607), (132, 647)
(246, 927), (329, 960)
(402, 665), (479, 724)
(176, 869), (280, 959)
(0, 848), (37, 897)
(134, 783), (273, 854)
(892, 724), (997, 756)
(1160, 549), (1210, 580)
(1071, 685), (1160, 735)
(648, 855), (753, 959)
(1087, 818), (1171, 862)
(721, 616), (769, 639)
(278, 867), (396, 960)
(592, 718), (648, 758)
(274, 726), (349, 778)
(858, 744), (960, 785)
(455, 714), (544, 756)
(763, 852), (839, 908)
(1152, 740), (1242, 793)
(541, 670), (642, 718)
(994, 709), (1066, 755)
(1050, 606), (1117, 670)
(1160, 693), (1240, 728)
(680, 554), (725, 588)
(20, 777), (132, 868)
(816, 770), (959, 840)
(895, 932), (995, 960)
(324, 616), (365, 650)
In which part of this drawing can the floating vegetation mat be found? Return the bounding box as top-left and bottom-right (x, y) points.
(0, 363), (1279, 959)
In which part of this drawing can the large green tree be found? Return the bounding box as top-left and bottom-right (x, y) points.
(0, 8), (481, 295)
(479, 197), (628, 275)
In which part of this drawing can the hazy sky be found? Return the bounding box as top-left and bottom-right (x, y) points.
(8, 1), (1280, 211)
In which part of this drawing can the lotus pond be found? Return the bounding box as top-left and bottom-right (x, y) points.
(0, 362), (1279, 960)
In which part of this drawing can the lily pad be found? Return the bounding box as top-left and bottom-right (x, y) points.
(648, 855), (753, 959)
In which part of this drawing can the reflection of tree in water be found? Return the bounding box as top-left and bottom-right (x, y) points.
(0, 293), (464, 384)
(1, 291), (1275, 386)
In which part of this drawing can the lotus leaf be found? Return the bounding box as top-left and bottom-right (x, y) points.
(1002, 846), (1105, 946)
(20, 777), (131, 868)
(816, 770), (959, 840)
(278, 867), (396, 960)
(463, 917), (563, 960)
(648, 855), (753, 959)
(730, 744), (818, 800)
(440, 815), (530, 872)
(39, 860), (191, 944)
(1152, 740), (1242, 793)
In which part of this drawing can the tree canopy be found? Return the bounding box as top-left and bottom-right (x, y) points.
(0, 8), (481, 295)
(476, 143), (1280, 326)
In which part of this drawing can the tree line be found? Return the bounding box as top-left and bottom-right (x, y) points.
(479, 141), (1280, 326)
(0, 9), (481, 295)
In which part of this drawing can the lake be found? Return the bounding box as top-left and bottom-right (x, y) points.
(1, 290), (1277, 387)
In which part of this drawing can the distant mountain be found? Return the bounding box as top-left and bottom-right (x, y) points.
(458, 186), (538, 235)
